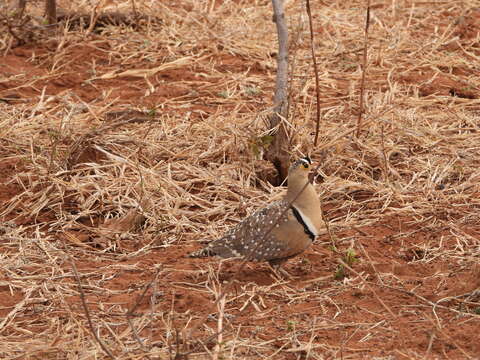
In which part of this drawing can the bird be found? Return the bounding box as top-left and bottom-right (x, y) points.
(189, 157), (324, 276)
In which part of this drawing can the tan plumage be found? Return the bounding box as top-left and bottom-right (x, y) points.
(189, 157), (323, 269)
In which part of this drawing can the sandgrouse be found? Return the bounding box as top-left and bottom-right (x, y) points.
(189, 157), (324, 273)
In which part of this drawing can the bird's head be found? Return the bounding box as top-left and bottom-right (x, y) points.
(289, 157), (312, 177)
(286, 157), (313, 200)
(288, 157), (312, 186)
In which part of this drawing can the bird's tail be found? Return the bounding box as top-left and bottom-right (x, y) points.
(188, 247), (215, 258)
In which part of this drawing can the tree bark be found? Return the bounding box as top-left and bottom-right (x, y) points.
(17, 0), (27, 18)
(267, 0), (290, 185)
(45, 0), (56, 25)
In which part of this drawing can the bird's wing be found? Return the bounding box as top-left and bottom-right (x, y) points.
(203, 200), (312, 261)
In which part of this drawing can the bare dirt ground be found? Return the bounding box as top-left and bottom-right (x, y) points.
(1, 0), (479, 359)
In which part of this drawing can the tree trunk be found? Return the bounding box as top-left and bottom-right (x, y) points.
(45, 0), (56, 25)
(267, 0), (290, 186)
(17, 0), (27, 18)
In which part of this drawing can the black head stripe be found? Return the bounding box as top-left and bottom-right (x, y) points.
(292, 157), (312, 170)
(290, 206), (315, 240)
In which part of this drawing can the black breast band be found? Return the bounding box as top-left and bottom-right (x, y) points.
(290, 206), (315, 240)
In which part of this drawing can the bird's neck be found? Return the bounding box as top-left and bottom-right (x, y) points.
(286, 177), (323, 236)
(286, 177), (315, 205)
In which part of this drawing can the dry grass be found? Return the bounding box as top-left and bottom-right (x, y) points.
(0, 0), (479, 359)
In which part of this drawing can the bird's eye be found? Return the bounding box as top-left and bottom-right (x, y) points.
(303, 163), (309, 169)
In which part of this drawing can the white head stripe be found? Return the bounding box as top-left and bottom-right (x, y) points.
(299, 157), (312, 166)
